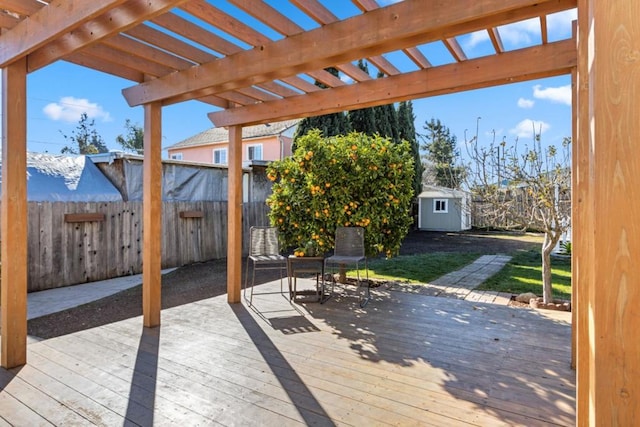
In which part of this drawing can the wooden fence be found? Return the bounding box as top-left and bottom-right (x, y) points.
(19, 201), (269, 292)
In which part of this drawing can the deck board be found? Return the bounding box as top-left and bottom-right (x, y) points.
(1, 278), (575, 426)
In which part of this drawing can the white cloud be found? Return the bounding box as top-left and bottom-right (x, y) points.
(532, 84), (571, 106)
(547, 9), (577, 36)
(43, 96), (112, 123)
(340, 74), (353, 84)
(517, 98), (535, 109)
(465, 30), (490, 49)
(461, 7), (576, 51)
(498, 18), (540, 46)
(510, 119), (550, 139)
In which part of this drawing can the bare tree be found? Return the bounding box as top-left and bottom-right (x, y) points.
(465, 127), (571, 304)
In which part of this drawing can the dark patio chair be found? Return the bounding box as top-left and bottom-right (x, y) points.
(324, 226), (371, 307)
(243, 226), (288, 306)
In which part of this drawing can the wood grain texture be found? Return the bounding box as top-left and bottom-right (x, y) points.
(1, 280), (575, 425)
(575, 2), (591, 424)
(123, 0), (575, 106)
(143, 102), (162, 327)
(1, 56), (28, 368)
(1, 201), (268, 292)
(63, 212), (106, 223)
(589, 0), (640, 424)
(227, 125), (243, 303)
(0, 0), (127, 67)
(210, 39), (576, 127)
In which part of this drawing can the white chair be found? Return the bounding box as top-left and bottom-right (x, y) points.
(324, 226), (371, 307)
(243, 226), (288, 306)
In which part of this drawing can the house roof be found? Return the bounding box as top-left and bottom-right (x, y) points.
(166, 119), (300, 150)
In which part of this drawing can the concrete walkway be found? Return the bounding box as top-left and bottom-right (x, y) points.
(24, 268), (176, 320)
(20, 254), (512, 322)
(384, 254), (514, 305)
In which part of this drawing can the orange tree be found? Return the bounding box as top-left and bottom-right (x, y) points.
(266, 130), (415, 258)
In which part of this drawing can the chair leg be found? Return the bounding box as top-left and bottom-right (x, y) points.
(243, 259), (251, 305)
(359, 259), (371, 308)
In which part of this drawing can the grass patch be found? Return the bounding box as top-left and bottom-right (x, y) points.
(348, 252), (480, 284)
(476, 249), (572, 299)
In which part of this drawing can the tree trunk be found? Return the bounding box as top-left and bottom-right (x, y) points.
(339, 264), (347, 283)
(541, 233), (558, 304)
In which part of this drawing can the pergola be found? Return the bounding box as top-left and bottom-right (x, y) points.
(0, 0), (637, 424)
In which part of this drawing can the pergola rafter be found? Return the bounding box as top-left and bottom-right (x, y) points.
(1, 0), (638, 424)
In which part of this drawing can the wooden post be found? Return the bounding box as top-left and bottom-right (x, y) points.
(574, 2), (592, 423)
(581, 0), (640, 424)
(227, 125), (243, 303)
(1, 57), (28, 368)
(142, 102), (162, 327)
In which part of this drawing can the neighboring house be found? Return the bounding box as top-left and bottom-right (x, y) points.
(166, 119), (300, 166)
(417, 185), (472, 232)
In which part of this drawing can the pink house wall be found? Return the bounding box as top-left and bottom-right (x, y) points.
(168, 135), (293, 163)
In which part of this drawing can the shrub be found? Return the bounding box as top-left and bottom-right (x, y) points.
(267, 130), (415, 258)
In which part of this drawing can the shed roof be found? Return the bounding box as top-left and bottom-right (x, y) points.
(418, 185), (469, 199)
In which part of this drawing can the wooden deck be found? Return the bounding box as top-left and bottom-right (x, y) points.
(1, 280), (575, 426)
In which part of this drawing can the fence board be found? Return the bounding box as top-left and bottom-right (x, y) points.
(9, 201), (268, 292)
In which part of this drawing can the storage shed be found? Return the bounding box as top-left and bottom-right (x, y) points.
(418, 186), (471, 232)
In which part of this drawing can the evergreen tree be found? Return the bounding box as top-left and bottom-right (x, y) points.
(348, 61), (377, 135)
(421, 118), (465, 189)
(294, 67), (351, 142)
(372, 72), (395, 140)
(61, 113), (109, 155)
(398, 101), (423, 197)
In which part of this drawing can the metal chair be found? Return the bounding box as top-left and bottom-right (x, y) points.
(243, 226), (288, 306)
(324, 226), (371, 307)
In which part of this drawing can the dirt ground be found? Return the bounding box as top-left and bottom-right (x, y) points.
(27, 230), (542, 339)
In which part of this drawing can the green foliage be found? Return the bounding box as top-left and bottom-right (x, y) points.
(422, 118), (465, 188)
(559, 241), (572, 255)
(476, 249), (572, 300)
(348, 61), (378, 135)
(115, 119), (144, 154)
(61, 113), (109, 155)
(398, 101), (423, 198)
(267, 131), (415, 258)
(351, 252), (479, 283)
(294, 67), (351, 144)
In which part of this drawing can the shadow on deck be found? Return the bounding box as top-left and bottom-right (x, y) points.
(0, 278), (574, 426)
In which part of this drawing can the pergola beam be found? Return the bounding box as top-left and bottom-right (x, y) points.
(123, 0), (576, 107)
(26, 0), (189, 72)
(209, 39), (576, 127)
(0, 0), (128, 68)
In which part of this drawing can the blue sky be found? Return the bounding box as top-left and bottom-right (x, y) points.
(0, 2), (576, 157)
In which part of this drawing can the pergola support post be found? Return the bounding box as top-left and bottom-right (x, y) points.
(1, 57), (28, 368)
(578, 0), (640, 424)
(142, 102), (162, 327)
(227, 125), (243, 303)
(574, 1), (592, 422)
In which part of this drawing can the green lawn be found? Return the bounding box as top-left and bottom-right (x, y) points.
(346, 247), (571, 300)
(475, 249), (572, 300)
(349, 252), (480, 284)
